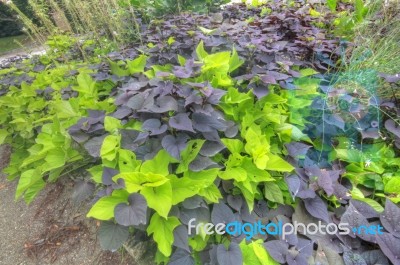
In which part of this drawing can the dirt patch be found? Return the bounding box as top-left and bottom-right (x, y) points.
(0, 145), (135, 265)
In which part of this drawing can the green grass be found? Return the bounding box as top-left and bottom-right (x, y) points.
(347, 1), (400, 75)
(344, 0), (400, 99)
(0, 35), (32, 55)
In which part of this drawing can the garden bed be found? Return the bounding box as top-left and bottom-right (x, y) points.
(0, 1), (399, 265)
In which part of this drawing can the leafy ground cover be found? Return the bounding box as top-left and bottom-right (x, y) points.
(1, 1), (400, 265)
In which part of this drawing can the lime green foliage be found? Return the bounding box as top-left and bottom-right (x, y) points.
(1, 14), (399, 261)
(240, 240), (279, 265)
(218, 78), (317, 211)
(81, 44), (325, 263)
(332, 137), (400, 204)
(147, 213), (180, 256)
(0, 56), (115, 203)
(87, 189), (130, 220)
(331, 0), (369, 38)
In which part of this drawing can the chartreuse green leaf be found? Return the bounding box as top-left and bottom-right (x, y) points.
(240, 240), (279, 265)
(53, 100), (80, 119)
(235, 179), (258, 211)
(229, 47), (244, 73)
(44, 148), (66, 171)
(87, 189), (130, 220)
(16, 168), (42, 201)
(104, 116), (122, 133)
(223, 87), (252, 104)
(23, 178), (46, 204)
(177, 55), (186, 66)
(264, 182), (284, 204)
(300, 68), (319, 77)
(176, 140), (205, 174)
(109, 60), (130, 77)
(196, 41), (208, 61)
(141, 182), (173, 218)
(263, 93), (286, 104)
(118, 149), (140, 172)
(203, 51), (231, 73)
(293, 77), (320, 95)
(198, 184), (222, 203)
(185, 168), (219, 186)
(75, 72), (96, 96)
(219, 167), (247, 182)
(189, 234), (209, 252)
(100, 135), (121, 161)
(241, 158), (274, 182)
(147, 213), (180, 256)
(244, 125), (270, 169)
(198, 26), (217, 35)
(186, 168), (222, 202)
(141, 149), (173, 175)
(169, 175), (201, 205)
(167, 36), (175, 45)
(221, 139), (244, 154)
(114, 172), (169, 193)
(87, 165), (103, 184)
(327, 0), (337, 11)
(126, 55), (147, 74)
(264, 154), (294, 172)
(385, 177), (400, 194)
(0, 129), (9, 144)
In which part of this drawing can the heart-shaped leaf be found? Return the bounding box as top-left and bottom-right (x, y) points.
(114, 193), (148, 226)
(98, 221), (129, 251)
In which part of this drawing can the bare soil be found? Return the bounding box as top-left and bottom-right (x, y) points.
(0, 145), (135, 265)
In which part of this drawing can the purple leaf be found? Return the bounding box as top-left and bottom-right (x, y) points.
(317, 172), (334, 196)
(169, 249), (195, 265)
(376, 233), (400, 265)
(173, 225), (190, 252)
(361, 250), (389, 265)
(143, 96), (178, 113)
(285, 142), (312, 158)
(83, 135), (107, 157)
(189, 155), (218, 172)
(324, 114), (345, 130)
(227, 195), (243, 212)
(211, 203), (236, 225)
(102, 167), (119, 185)
(304, 196), (330, 223)
(264, 240), (288, 264)
(161, 134), (189, 160)
(343, 250), (367, 265)
(169, 113), (195, 132)
(217, 243), (242, 265)
(126, 93), (145, 110)
(341, 204), (375, 243)
(114, 193), (148, 226)
(98, 222), (129, 251)
(385, 119), (400, 138)
(380, 199), (400, 238)
(285, 174), (301, 199)
(199, 141), (226, 157)
(350, 200), (379, 219)
(142, 119), (168, 135)
(192, 113), (227, 132)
